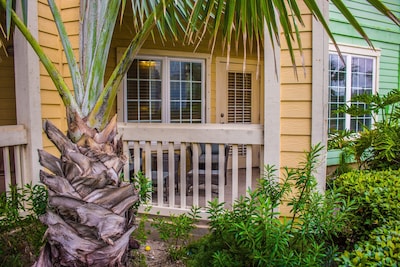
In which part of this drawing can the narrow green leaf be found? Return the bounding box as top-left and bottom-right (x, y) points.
(82, 0), (121, 115)
(330, 0), (374, 48)
(5, 0), (12, 37)
(304, 0), (344, 62)
(48, 0), (84, 108)
(21, 0), (27, 24)
(0, 0), (80, 117)
(88, 0), (174, 129)
(365, 0), (399, 26)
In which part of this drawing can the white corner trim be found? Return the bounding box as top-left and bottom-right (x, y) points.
(263, 22), (280, 170)
(312, 0), (329, 192)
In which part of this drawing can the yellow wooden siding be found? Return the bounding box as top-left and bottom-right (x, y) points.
(281, 84), (312, 101)
(0, 15), (16, 126)
(279, 3), (313, 180)
(38, 0), (80, 150)
(281, 102), (311, 118)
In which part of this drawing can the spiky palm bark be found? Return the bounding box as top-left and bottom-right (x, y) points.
(33, 116), (138, 267)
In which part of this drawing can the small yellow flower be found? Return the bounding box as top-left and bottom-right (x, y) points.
(145, 245), (151, 251)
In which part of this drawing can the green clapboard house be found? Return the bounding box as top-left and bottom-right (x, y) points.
(327, 0), (400, 166)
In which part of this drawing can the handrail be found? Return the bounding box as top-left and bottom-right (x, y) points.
(0, 125), (28, 147)
(117, 123), (264, 145)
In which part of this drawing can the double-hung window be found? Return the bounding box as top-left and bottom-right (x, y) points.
(328, 44), (379, 133)
(125, 56), (205, 123)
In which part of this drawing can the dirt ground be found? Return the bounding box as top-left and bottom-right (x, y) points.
(130, 239), (186, 267)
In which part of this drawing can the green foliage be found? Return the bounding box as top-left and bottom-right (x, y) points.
(334, 88), (400, 170)
(132, 213), (151, 244)
(0, 183), (47, 228)
(328, 130), (357, 178)
(131, 171), (153, 211)
(337, 221), (400, 266)
(186, 144), (355, 267)
(130, 171), (153, 243)
(0, 183), (48, 266)
(151, 206), (201, 260)
(334, 169), (400, 244)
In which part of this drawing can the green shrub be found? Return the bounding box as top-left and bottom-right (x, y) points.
(335, 88), (400, 170)
(338, 221), (400, 266)
(152, 206), (201, 260)
(186, 144), (355, 267)
(0, 183), (48, 266)
(334, 169), (400, 243)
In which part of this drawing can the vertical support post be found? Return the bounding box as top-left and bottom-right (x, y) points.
(312, 0), (329, 192)
(263, 22), (281, 170)
(14, 1), (42, 185)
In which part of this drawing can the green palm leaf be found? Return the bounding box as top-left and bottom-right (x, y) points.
(48, 0), (84, 109)
(0, 0), (81, 118)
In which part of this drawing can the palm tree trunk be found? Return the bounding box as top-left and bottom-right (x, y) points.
(33, 116), (138, 267)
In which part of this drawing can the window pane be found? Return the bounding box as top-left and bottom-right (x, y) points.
(127, 102), (138, 121)
(170, 102), (181, 122)
(192, 63), (202, 81)
(328, 52), (375, 134)
(170, 61), (181, 80)
(126, 80), (138, 99)
(192, 83), (202, 100)
(126, 58), (203, 123)
(170, 82), (180, 100)
(126, 59), (162, 122)
(191, 102), (202, 122)
(328, 54), (347, 133)
(169, 60), (203, 123)
(350, 56), (373, 131)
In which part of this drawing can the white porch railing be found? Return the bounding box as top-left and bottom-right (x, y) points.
(0, 125), (28, 193)
(118, 123), (264, 217)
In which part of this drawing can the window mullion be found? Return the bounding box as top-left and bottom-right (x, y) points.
(164, 57), (169, 123)
(345, 55), (352, 130)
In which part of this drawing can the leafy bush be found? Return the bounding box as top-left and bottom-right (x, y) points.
(334, 169), (400, 244)
(333, 88), (400, 170)
(338, 221), (400, 266)
(0, 183), (48, 266)
(130, 171), (152, 211)
(186, 144), (355, 267)
(152, 206), (201, 260)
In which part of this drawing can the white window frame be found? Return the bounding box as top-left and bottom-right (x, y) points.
(118, 49), (211, 124)
(328, 43), (380, 132)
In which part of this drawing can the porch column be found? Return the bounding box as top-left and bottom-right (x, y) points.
(312, 0), (329, 192)
(14, 1), (42, 185)
(263, 23), (281, 170)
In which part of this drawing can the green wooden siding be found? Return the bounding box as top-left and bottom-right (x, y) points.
(329, 0), (400, 96)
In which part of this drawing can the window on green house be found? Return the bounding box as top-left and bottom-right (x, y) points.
(125, 57), (205, 123)
(328, 49), (377, 133)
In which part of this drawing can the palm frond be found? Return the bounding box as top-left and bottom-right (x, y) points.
(330, 0), (374, 48)
(87, 0), (179, 129)
(186, 0), (310, 73)
(0, 0), (81, 117)
(48, 0), (84, 110)
(366, 0), (399, 26)
(80, 0), (121, 115)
